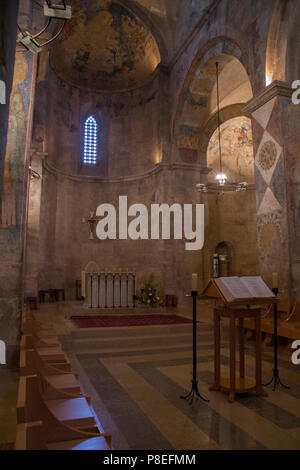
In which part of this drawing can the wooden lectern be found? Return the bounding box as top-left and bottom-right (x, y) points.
(201, 276), (278, 403)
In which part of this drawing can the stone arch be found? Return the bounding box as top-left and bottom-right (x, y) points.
(215, 241), (234, 276)
(173, 37), (245, 135)
(174, 38), (253, 165)
(84, 261), (100, 274)
(266, 0), (300, 84)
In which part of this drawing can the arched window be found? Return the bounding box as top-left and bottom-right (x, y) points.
(83, 115), (98, 164)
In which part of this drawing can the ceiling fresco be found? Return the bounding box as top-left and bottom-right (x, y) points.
(51, 0), (161, 91)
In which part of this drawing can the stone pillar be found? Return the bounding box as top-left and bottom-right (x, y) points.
(0, 49), (37, 366)
(245, 81), (294, 298)
(24, 150), (46, 297)
(157, 65), (171, 164)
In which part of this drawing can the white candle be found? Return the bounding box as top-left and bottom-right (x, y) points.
(272, 272), (278, 289)
(192, 273), (198, 291)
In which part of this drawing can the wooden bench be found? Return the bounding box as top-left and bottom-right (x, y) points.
(20, 336), (70, 364)
(20, 348), (71, 376)
(16, 375), (111, 448)
(285, 301), (300, 324)
(17, 375), (98, 433)
(15, 421), (111, 450)
(18, 306), (112, 450)
(20, 333), (60, 350)
(20, 349), (85, 400)
(244, 300), (300, 344)
(22, 312), (56, 337)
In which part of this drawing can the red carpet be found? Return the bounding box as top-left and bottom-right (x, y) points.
(70, 314), (192, 328)
(0, 443), (14, 450)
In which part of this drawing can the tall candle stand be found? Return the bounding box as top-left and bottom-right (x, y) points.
(263, 287), (290, 391)
(181, 290), (209, 404)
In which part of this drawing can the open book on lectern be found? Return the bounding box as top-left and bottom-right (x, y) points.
(202, 276), (276, 304)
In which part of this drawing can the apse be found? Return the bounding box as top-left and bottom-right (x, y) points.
(50, 0), (161, 91)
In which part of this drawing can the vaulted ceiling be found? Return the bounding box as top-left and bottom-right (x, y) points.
(51, 0), (161, 91)
(18, 0), (215, 91)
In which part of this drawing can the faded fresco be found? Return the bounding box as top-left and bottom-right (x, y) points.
(207, 116), (255, 183)
(0, 52), (32, 228)
(51, 0), (161, 91)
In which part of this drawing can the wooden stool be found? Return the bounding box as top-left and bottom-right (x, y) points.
(209, 307), (267, 403)
(46, 289), (57, 302)
(27, 297), (38, 310)
(165, 294), (177, 307)
(55, 289), (65, 301)
(38, 290), (47, 303)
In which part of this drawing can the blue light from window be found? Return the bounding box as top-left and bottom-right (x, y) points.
(84, 115), (98, 165)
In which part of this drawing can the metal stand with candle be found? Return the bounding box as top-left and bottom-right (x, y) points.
(181, 273), (209, 404)
(263, 272), (290, 391)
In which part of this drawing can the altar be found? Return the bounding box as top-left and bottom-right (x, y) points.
(81, 262), (136, 309)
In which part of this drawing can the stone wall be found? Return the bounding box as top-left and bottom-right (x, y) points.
(0, 1), (26, 367)
(27, 55), (203, 301)
(25, 0), (300, 308)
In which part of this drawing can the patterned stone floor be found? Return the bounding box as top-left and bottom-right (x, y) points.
(2, 300), (300, 450)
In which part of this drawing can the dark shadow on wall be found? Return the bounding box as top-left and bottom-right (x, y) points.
(0, 0), (19, 206)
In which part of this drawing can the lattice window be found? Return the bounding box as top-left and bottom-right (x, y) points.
(83, 115), (98, 165)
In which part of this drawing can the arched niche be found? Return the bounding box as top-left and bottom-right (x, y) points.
(215, 241), (234, 277)
(84, 261), (100, 274)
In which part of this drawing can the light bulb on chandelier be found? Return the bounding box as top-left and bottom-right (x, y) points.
(215, 173), (227, 186)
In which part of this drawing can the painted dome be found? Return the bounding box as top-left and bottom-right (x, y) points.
(51, 0), (161, 91)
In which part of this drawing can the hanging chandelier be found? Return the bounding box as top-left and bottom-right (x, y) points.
(17, 1), (72, 54)
(196, 62), (251, 195)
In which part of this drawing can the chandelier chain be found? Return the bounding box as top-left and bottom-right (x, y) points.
(216, 62), (223, 174)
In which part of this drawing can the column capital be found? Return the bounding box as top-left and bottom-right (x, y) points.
(244, 81), (293, 114)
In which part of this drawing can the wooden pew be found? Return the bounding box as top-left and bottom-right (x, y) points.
(15, 421), (111, 450)
(20, 336), (69, 364)
(20, 348), (71, 376)
(20, 333), (60, 350)
(17, 375), (100, 434)
(21, 309), (57, 336)
(20, 349), (85, 399)
(285, 301), (300, 324)
(244, 300), (299, 344)
(22, 316), (56, 337)
(18, 307), (112, 450)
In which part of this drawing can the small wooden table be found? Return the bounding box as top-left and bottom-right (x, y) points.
(209, 307), (268, 403)
(39, 289), (65, 302)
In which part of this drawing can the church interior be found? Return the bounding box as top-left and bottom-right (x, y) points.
(1, 0), (300, 451)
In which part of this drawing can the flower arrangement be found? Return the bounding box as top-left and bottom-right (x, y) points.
(136, 273), (164, 307)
